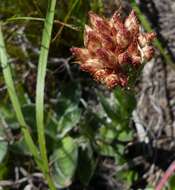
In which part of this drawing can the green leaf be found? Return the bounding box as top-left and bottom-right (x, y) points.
(45, 114), (57, 140)
(44, 114), (58, 153)
(97, 142), (116, 157)
(114, 87), (136, 116)
(118, 170), (137, 186)
(22, 104), (36, 127)
(57, 105), (81, 138)
(9, 137), (30, 155)
(98, 125), (116, 143)
(98, 93), (119, 123)
(0, 103), (19, 129)
(0, 125), (8, 163)
(51, 136), (78, 188)
(117, 130), (133, 142)
(53, 82), (81, 137)
(55, 82), (81, 116)
(0, 141), (8, 163)
(76, 145), (96, 185)
(80, 111), (103, 140)
(0, 163), (8, 180)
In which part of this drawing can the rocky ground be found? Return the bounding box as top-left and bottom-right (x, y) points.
(133, 0), (175, 187)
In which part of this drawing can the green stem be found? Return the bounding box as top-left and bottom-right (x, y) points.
(36, 0), (57, 189)
(0, 24), (42, 169)
(131, 0), (175, 68)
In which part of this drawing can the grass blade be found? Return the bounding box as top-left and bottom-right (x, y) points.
(35, 0), (57, 189)
(0, 23), (41, 168)
(52, 0), (80, 42)
(5, 17), (79, 31)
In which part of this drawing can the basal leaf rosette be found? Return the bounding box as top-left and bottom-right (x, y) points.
(71, 10), (156, 89)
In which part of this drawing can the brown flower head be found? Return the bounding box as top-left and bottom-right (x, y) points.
(71, 10), (156, 89)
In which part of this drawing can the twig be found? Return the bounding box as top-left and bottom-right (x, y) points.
(0, 177), (28, 187)
(0, 172), (44, 188)
(155, 161), (175, 190)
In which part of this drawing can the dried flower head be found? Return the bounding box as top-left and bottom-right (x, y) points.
(71, 10), (156, 89)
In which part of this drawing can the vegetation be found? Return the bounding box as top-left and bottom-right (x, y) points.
(0, 0), (174, 189)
